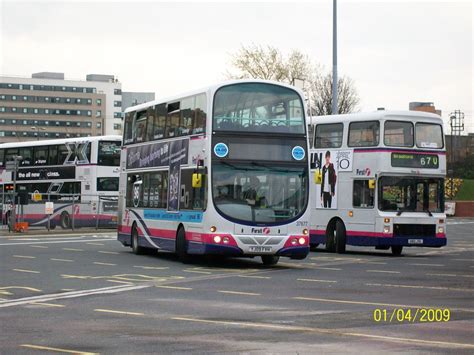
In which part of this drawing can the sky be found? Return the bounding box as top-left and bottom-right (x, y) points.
(0, 0), (472, 133)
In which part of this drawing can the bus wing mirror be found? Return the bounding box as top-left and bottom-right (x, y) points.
(314, 171), (322, 185)
(368, 179), (376, 189)
(192, 173), (202, 188)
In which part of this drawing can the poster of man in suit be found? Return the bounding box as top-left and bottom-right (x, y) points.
(310, 149), (352, 209)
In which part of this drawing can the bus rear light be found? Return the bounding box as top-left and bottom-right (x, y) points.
(298, 237), (306, 245)
(223, 237), (230, 244)
(384, 218), (390, 223)
(291, 238), (298, 246)
(210, 226), (217, 232)
(213, 236), (222, 244)
(383, 226), (390, 234)
(438, 227), (444, 234)
(303, 228), (308, 235)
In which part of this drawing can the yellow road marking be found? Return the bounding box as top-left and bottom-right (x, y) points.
(13, 255), (36, 259)
(12, 269), (40, 274)
(367, 282), (474, 292)
(61, 288), (75, 291)
(218, 290), (260, 296)
(63, 247), (84, 251)
(183, 269), (212, 274)
(21, 344), (97, 354)
(155, 285), (192, 290)
(87, 242), (105, 246)
(93, 262), (116, 266)
(106, 279), (134, 285)
(94, 308), (144, 316)
(297, 278), (337, 283)
(29, 245), (48, 249)
(366, 270), (400, 274)
(0, 291), (13, 296)
(0, 286), (41, 292)
(171, 317), (474, 349)
(293, 296), (474, 313)
(237, 275), (271, 279)
(133, 265), (169, 270)
(51, 258), (74, 262)
(32, 302), (65, 308)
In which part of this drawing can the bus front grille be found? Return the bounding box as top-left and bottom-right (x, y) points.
(393, 224), (436, 238)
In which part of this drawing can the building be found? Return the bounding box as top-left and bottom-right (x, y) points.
(122, 91), (155, 112)
(0, 72), (122, 142)
(409, 102), (442, 116)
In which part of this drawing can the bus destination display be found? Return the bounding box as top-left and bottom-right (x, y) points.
(391, 152), (439, 169)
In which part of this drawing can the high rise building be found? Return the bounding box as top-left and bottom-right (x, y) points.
(0, 72), (123, 142)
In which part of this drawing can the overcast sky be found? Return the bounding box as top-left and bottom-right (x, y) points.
(1, 0), (472, 132)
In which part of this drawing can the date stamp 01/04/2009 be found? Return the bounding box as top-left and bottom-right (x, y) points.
(373, 308), (451, 323)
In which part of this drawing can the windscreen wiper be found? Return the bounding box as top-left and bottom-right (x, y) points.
(423, 209), (433, 217)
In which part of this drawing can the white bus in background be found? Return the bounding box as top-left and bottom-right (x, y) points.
(309, 110), (447, 255)
(0, 135), (122, 229)
(118, 80), (311, 265)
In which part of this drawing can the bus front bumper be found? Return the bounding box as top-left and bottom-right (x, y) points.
(347, 235), (447, 248)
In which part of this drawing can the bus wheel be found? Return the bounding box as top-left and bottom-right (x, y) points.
(131, 224), (145, 255)
(176, 227), (190, 263)
(60, 212), (71, 229)
(325, 225), (336, 253)
(335, 220), (346, 254)
(261, 255), (279, 266)
(391, 245), (403, 256)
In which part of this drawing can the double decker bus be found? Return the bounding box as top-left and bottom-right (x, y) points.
(118, 80), (310, 265)
(0, 135), (121, 229)
(309, 110), (446, 255)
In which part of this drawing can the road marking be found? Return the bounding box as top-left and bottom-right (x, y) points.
(63, 247), (84, 251)
(218, 290), (261, 296)
(409, 263), (444, 267)
(452, 258), (474, 262)
(98, 250), (119, 255)
(93, 262), (116, 266)
(366, 282), (474, 292)
(12, 255), (36, 259)
(87, 242), (105, 246)
(171, 317), (474, 349)
(0, 284), (149, 308)
(133, 265), (169, 270)
(427, 273), (474, 278)
(155, 285), (192, 290)
(12, 269), (40, 274)
(31, 302), (65, 308)
(293, 296), (474, 313)
(297, 278), (337, 283)
(366, 270), (400, 274)
(94, 308), (144, 316)
(0, 239), (113, 246)
(21, 344), (97, 354)
(315, 267), (342, 271)
(237, 275), (271, 279)
(51, 258), (74, 262)
(183, 269), (212, 274)
(365, 261), (387, 265)
(106, 279), (134, 285)
(0, 286), (41, 292)
(61, 289), (75, 291)
(0, 291), (13, 296)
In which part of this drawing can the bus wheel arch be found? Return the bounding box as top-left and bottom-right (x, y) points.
(326, 217), (346, 254)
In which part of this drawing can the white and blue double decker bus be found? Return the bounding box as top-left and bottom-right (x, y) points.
(118, 80), (311, 265)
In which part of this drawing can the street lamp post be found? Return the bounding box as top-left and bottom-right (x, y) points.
(31, 126), (46, 140)
(332, 0), (338, 115)
(10, 155), (23, 232)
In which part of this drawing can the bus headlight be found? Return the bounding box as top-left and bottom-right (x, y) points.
(213, 236), (222, 243)
(383, 226), (390, 234)
(438, 226), (444, 234)
(298, 237), (306, 245)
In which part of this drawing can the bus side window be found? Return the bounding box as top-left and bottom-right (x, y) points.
(48, 145), (58, 165)
(180, 97), (194, 136)
(0, 149), (4, 167)
(123, 111), (135, 145)
(180, 169), (206, 210)
(315, 123), (343, 148)
(145, 106), (156, 142)
(193, 94), (206, 134)
(153, 104), (166, 140)
(166, 102), (180, 138)
(353, 180), (374, 208)
(134, 110), (147, 143)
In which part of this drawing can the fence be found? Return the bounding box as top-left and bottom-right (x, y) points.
(1, 192), (118, 232)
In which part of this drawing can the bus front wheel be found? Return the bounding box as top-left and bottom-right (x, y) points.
(391, 245), (403, 256)
(335, 220), (346, 254)
(176, 227), (190, 263)
(60, 212), (71, 229)
(261, 255), (279, 266)
(131, 224), (145, 255)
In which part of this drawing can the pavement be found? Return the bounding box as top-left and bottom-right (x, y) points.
(0, 219), (473, 354)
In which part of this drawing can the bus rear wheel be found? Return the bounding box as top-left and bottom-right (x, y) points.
(391, 245), (403, 256)
(261, 255), (279, 266)
(131, 224), (145, 255)
(60, 211), (71, 229)
(335, 220), (346, 254)
(176, 227), (191, 263)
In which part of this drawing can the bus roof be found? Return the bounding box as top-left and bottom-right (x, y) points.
(0, 135), (122, 149)
(124, 79), (305, 114)
(310, 110), (443, 125)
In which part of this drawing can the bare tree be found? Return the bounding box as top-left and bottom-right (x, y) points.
(227, 44), (360, 115)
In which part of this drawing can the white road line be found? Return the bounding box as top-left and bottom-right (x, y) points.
(366, 282), (474, 292)
(12, 255), (36, 259)
(1, 238), (115, 246)
(297, 278), (337, 283)
(366, 270), (400, 274)
(218, 290), (261, 296)
(94, 308), (144, 316)
(409, 263), (444, 267)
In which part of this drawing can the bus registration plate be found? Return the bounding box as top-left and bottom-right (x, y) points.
(408, 239), (423, 245)
(249, 246), (273, 253)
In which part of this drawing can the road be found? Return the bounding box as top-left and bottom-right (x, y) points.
(0, 221), (473, 354)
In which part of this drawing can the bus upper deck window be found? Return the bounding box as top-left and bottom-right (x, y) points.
(315, 123), (343, 148)
(384, 121), (413, 147)
(348, 121), (380, 147)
